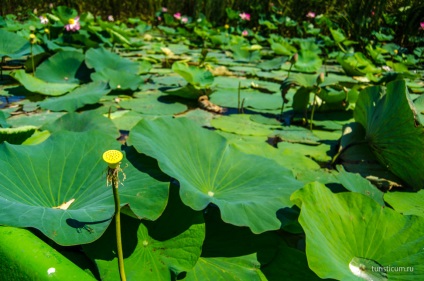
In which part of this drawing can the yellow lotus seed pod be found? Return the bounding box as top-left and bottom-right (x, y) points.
(103, 150), (123, 168)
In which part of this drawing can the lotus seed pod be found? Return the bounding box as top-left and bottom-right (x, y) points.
(103, 150), (123, 168)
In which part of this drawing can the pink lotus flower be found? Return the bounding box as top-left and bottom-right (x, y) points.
(306, 12), (316, 18)
(239, 12), (251, 21)
(181, 17), (188, 23)
(157, 16), (162, 21)
(65, 16), (80, 32)
(107, 15), (114, 22)
(174, 12), (181, 20)
(420, 22), (424, 30)
(162, 7), (168, 12)
(39, 15), (49, 24)
(242, 30), (248, 36)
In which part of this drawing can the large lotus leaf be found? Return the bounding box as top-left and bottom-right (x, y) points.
(184, 207), (277, 281)
(270, 41), (297, 56)
(35, 51), (85, 84)
(83, 186), (205, 280)
(184, 255), (262, 281)
(85, 47), (139, 74)
(128, 117), (303, 233)
(260, 239), (321, 281)
(0, 29), (31, 59)
(41, 110), (119, 139)
(231, 140), (320, 176)
(211, 114), (278, 136)
(172, 61), (214, 89)
(163, 84), (205, 99)
(210, 89), (282, 110)
(38, 81), (111, 112)
(277, 142), (332, 163)
(12, 70), (79, 96)
(0, 131), (169, 245)
(118, 91), (187, 115)
(7, 111), (66, 128)
(384, 190), (424, 218)
(291, 182), (424, 280)
(257, 56), (287, 71)
(336, 165), (385, 206)
(337, 52), (381, 76)
(107, 110), (144, 131)
(354, 80), (424, 190)
(294, 50), (322, 73)
(338, 123), (402, 185)
(274, 127), (320, 145)
(230, 44), (261, 62)
(91, 68), (143, 91)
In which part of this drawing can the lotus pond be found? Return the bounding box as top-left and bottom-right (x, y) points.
(0, 4), (424, 281)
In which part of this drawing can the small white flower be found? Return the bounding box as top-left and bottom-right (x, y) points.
(39, 16), (49, 25)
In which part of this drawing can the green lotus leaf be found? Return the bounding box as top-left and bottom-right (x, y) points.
(184, 207), (277, 280)
(277, 142), (332, 163)
(107, 110), (144, 131)
(354, 80), (424, 190)
(6, 111), (65, 129)
(291, 182), (424, 280)
(0, 111), (9, 128)
(12, 69), (79, 96)
(0, 131), (169, 245)
(211, 114), (277, 136)
(118, 91), (187, 115)
(336, 165), (385, 206)
(52, 5), (78, 24)
(83, 186), (205, 280)
(128, 117), (303, 233)
(22, 130), (51, 145)
(232, 140), (320, 176)
(0, 29), (33, 59)
(230, 44), (262, 62)
(35, 51), (85, 84)
(257, 56), (287, 71)
(85, 47), (140, 74)
(39, 81), (111, 112)
(261, 239), (321, 281)
(384, 190), (424, 217)
(91, 68), (143, 90)
(294, 50), (322, 73)
(337, 52), (381, 76)
(41, 110), (119, 139)
(270, 41), (297, 56)
(274, 127), (320, 145)
(0, 125), (37, 144)
(185, 255), (262, 281)
(210, 89), (282, 110)
(172, 61), (214, 89)
(337, 123), (402, 184)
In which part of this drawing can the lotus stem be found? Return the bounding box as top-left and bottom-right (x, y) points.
(111, 175), (126, 281)
(310, 92), (317, 131)
(237, 81), (241, 113)
(30, 44), (35, 76)
(103, 150), (126, 281)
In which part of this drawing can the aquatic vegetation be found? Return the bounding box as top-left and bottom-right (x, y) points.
(0, 3), (423, 280)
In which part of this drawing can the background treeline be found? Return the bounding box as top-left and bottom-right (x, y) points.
(1, 0), (424, 47)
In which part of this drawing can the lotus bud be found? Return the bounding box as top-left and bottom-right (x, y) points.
(29, 33), (37, 44)
(316, 72), (325, 85)
(291, 53), (298, 64)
